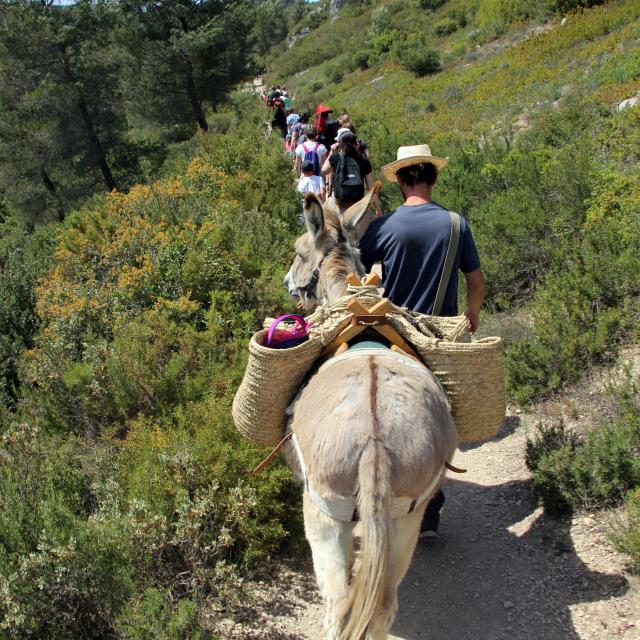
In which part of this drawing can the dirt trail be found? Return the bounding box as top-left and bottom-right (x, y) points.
(225, 349), (640, 639)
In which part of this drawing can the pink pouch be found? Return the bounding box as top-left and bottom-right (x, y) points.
(265, 314), (311, 349)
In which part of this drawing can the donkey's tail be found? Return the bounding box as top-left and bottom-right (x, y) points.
(336, 358), (392, 640)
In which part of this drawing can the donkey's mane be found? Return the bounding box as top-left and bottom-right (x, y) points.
(323, 208), (362, 298)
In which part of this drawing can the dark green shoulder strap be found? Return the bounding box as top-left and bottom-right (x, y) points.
(433, 211), (461, 316)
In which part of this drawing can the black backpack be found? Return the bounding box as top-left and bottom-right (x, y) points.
(333, 152), (364, 202)
(323, 120), (340, 147)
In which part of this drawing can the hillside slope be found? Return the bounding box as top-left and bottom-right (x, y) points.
(266, 0), (640, 405)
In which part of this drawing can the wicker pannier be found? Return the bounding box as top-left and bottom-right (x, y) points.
(232, 329), (322, 447)
(413, 336), (505, 442)
(234, 289), (505, 447)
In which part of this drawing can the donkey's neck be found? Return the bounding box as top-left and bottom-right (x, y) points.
(321, 242), (365, 306)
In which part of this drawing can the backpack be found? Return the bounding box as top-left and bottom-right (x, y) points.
(333, 152), (364, 202)
(302, 142), (321, 176)
(324, 120), (340, 145)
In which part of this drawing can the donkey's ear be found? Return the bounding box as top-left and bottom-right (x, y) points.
(303, 193), (325, 243)
(341, 180), (382, 241)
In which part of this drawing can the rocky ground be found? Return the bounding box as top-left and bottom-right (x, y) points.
(219, 347), (640, 639)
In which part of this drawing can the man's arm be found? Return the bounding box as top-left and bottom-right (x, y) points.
(318, 147), (328, 170)
(463, 268), (485, 333)
(294, 153), (302, 178)
(322, 152), (334, 194)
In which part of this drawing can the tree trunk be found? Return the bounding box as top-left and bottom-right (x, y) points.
(177, 16), (208, 132)
(41, 168), (65, 222)
(60, 48), (118, 192)
(185, 61), (208, 132)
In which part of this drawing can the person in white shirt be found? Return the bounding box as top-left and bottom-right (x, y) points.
(294, 128), (327, 178)
(297, 160), (326, 203)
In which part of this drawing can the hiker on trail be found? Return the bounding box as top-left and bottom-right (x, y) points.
(323, 130), (382, 216)
(285, 110), (300, 155)
(272, 92), (285, 111)
(297, 159), (326, 203)
(313, 104), (339, 149)
(358, 144), (486, 538)
(290, 113), (309, 150)
(337, 114), (372, 161)
(294, 127), (327, 178)
(272, 101), (287, 139)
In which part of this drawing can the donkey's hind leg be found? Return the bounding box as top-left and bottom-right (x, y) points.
(303, 492), (356, 639)
(367, 505), (424, 640)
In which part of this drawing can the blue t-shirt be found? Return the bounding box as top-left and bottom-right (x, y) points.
(358, 202), (481, 315)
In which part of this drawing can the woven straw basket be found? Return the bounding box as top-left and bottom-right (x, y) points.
(414, 336), (505, 442)
(235, 290), (505, 446)
(232, 329), (323, 447)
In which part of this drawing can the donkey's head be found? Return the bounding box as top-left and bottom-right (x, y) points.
(284, 193), (366, 312)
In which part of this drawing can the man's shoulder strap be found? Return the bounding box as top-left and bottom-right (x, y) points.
(433, 211), (461, 316)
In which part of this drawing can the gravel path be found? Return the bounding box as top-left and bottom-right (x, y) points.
(223, 350), (640, 639)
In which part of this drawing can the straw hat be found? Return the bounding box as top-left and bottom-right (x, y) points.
(382, 144), (448, 182)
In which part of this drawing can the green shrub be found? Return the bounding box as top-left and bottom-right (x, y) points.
(525, 420), (578, 515)
(352, 49), (370, 70)
(476, 0), (539, 38)
(525, 375), (640, 515)
(505, 166), (640, 401)
(448, 8), (468, 27)
(396, 36), (442, 75)
(370, 5), (391, 36)
(434, 17), (459, 36)
(0, 424), (135, 638)
(368, 29), (397, 56)
(611, 487), (640, 571)
(115, 589), (207, 640)
(551, 0), (611, 12)
(0, 222), (55, 404)
(328, 65), (344, 84)
(418, 0), (447, 10)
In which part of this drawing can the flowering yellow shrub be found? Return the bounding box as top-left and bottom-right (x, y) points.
(23, 126), (298, 435)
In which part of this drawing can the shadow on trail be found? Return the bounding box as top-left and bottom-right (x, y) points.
(392, 478), (628, 640)
(459, 415), (522, 452)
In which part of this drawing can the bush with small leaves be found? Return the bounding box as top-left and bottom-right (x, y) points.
(611, 487), (640, 571)
(435, 17), (459, 36)
(525, 375), (640, 515)
(396, 36), (442, 76)
(418, 0), (447, 10)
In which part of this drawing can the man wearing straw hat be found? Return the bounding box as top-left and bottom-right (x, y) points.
(359, 143), (485, 538)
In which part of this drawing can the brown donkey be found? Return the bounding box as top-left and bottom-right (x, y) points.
(284, 193), (458, 639)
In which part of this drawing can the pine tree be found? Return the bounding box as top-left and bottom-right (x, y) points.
(0, 0), (127, 222)
(119, 0), (255, 133)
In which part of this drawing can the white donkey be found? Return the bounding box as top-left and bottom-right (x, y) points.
(283, 193), (458, 640)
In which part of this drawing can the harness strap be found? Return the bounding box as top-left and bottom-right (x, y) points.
(253, 432), (293, 474)
(433, 211), (461, 316)
(306, 267), (320, 297)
